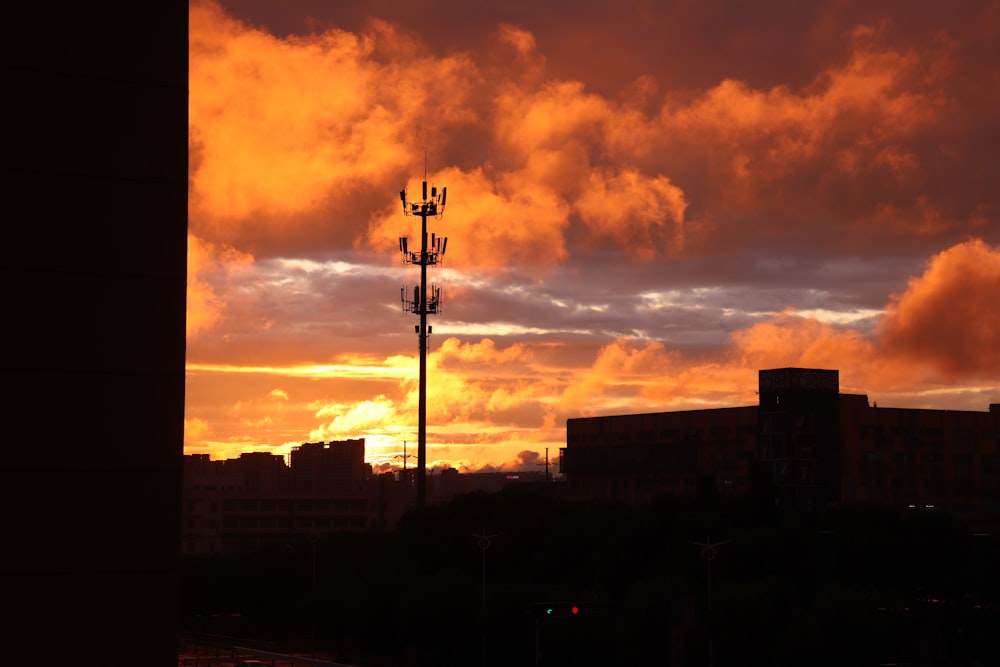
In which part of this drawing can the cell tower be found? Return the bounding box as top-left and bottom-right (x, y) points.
(398, 177), (448, 510)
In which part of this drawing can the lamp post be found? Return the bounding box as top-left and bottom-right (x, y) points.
(471, 529), (501, 667)
(690, 536), (728, 667)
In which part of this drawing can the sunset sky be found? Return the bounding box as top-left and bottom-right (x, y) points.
(186, 0), (1000, 472)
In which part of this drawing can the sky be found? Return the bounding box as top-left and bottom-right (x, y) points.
(185, 0), (1000, 473)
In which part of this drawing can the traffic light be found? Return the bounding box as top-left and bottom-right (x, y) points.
(534, 602), (584, 618)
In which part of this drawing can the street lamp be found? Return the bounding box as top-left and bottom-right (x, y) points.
(690, 536), (729, 667)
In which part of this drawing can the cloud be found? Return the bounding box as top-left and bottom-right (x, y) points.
(184, 417), (211, 444)
(193, 0), (995, 267)
(367, 165), (573, 274)
(879, 238), (1000, 377)
(555, 237), (1000, 418)
(186, 233), (254, 339)
(732, 310), (876, 375)
(560, 338), (678, 412)
(185, 1), (1000, 470)
(575, 169), (688, 258)
(434, 337), (533, 367)
(311, 394), (399, 441)
(515, 450), (542, 467)
(189, 1), (481, 253)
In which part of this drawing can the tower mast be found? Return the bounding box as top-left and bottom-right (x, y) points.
(398, 178), (448, 510)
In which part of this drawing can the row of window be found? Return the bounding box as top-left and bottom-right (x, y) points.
(882, 478), (987, 494)
(859, 426), (1000, 439)
(863, 452), (999, 465)
(219, 515), (367, 530)
(187, 498), (368, 513)
(569, 425), (761, 443)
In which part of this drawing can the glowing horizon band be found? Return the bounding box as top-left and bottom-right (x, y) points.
(186, 362), (414, 377)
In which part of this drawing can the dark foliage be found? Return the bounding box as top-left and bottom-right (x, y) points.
(180, 493), (1000, 666)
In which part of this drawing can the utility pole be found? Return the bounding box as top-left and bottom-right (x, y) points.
(690, 536), (729, 667)
(394, 440), (415, 510)
(398, 176), (448, 510)
(471, 529), (501, 667)
(535, 447), (552, 482)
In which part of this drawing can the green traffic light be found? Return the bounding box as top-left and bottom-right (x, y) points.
(535, 602), (588, 618)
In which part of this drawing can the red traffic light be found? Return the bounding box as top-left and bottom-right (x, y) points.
(535, 602), (584, 618)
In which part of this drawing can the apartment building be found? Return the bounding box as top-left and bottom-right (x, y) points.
(183, 440), (381, 555)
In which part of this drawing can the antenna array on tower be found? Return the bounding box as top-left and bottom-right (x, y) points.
(397, 175), (449, 510)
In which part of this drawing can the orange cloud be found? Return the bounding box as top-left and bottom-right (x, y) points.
(311, 394), (398, 441)
(732, 310), (876, 376)
(187, 233), (254, 339)
(434, 337), (533, 367)
(654, 36), (944, 223)
(192, 1), (971, 270)
(879, 238), (1000, 377)
(367, 165), (572, 272)
(563, 240), (1000, 417)
(189, 0), (480, 249)
(714, 240), (1000, 392)
(575, 169), (688, 258)
(560, 338), (678, 412)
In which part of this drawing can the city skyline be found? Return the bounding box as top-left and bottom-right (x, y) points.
(185, 0), (1000, 471)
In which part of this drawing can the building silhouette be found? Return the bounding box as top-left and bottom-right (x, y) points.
(563, 368), (1000, 530)
(184, 368), (999, 557)
(184, 440), (374, 555)
(6, 2), (187, 665)
(182, 440), (551, 554)
(291, 439), (370, 494)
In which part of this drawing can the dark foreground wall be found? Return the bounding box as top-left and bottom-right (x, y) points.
(4, 3), (187, 665)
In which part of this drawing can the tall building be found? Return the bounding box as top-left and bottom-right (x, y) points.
(5, 3), (187, 665)
(183, 440), (377, 555)
(291, 439), (370, 494)
(563, 368), (1000, 529)
(757, 368), (842, 508)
